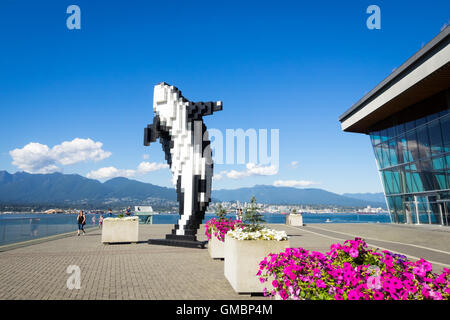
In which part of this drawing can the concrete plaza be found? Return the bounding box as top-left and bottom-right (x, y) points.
(0, 223), (449, 300)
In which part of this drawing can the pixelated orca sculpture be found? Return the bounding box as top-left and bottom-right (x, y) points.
(144, 82), (222, 248)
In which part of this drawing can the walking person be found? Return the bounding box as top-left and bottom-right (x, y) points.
(77, 210), (86, 236)
(99, 215), (103, 229)
(108, 208), (113, 217)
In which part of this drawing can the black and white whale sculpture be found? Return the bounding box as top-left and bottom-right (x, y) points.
(144, 82), (222, 247)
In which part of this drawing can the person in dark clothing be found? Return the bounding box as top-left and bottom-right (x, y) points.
(77, 211), (86, 236)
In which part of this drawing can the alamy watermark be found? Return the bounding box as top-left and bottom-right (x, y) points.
(66, 5), (81, 30)
(66, 265), (81, 290)
(206, 128), (279, 167)
(366, 5), (381, 30)
(366, 265), (382, 290)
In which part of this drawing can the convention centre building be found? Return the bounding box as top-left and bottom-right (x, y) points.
(339, 26), (449, 225)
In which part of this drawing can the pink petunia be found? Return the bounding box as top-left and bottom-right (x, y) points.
(372, 291), (384, 300)
(349, 248), (359, 258)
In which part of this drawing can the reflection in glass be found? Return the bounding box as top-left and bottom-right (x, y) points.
(370, 105), (449, 225)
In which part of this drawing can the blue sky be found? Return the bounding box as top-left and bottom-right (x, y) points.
(0, 1), (449, 194)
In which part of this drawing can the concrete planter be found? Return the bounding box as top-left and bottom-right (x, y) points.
(286, 214), (303, 226)
(101, 217), (139, 244)
(224, 235), (289, 294)
(208, 235), (225, 259)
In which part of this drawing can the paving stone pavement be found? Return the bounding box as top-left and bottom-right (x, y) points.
(0, 223), (449, 300)
(0, 224), (268, 300)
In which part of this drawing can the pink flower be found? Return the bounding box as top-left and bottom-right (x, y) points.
(349, 248), (359, 258)
(373, 291), (384, 300)
(279, 289), (288, 300)
(316, 279), (326, 288)
(347, 289), (361, 300)
(413, 267), (426, 277)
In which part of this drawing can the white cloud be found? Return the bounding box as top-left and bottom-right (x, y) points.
(137, 161), (169, 174)
(51, 138), (111, 165)
(142, 154), (150, 160)
(273, 180), (317, 188)
(213, 163), (278, 180)
(86, 167), (136, 180)
(213, 171), (225, 181)
(87, 161), (169, 180)
(9, 138), (111, 173)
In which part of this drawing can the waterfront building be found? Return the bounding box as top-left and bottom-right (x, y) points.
(339, 27), (450, 225)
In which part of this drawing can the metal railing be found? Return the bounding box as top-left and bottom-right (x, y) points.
(0, 214), (100, 246)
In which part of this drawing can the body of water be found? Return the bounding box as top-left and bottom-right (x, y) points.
(0, 212), (391, 246)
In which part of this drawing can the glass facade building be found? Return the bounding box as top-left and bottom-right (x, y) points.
(339, 27), (449, 225)
(368, 90), (450, 225)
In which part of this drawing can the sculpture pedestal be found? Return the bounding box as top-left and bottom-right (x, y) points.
(148, 234), (207, 249)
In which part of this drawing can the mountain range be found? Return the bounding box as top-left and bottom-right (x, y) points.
(0, 171), (386, 208)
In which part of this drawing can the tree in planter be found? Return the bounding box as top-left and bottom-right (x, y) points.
(242, 196), (265, 232)
(291, 208), (298, 215)
(215, 203), (227, 221)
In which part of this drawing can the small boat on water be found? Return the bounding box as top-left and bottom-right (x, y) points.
(325, 218), (331, 223)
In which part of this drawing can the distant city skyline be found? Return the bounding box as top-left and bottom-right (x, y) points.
(1, 1), (449, 194)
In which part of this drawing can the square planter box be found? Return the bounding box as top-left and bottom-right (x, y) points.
(224, 235), (289, 294)
(101, 217), (139, 244)
(286, 214), (303, 226)
(208, 235), (225, 259)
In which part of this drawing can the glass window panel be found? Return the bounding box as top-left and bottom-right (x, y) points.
(404, 165), (413, 193)
(411, 168), (424, 193)
(405, 120), (415, 132)
(428, 119), (444, 155)
(417, 197), (429, 224)
(406, 131), (419, 162)
(389, 169), (400, 194)
(382, 171), (393, 195)
(428, 202), (440, 224)
(388, 139), (399, 166)
(380, 129), (389, 142)
(427, 113), (439, 122)
(394, 123), (405, 137)
(370, 133), (380, 147)
(446, 155), (450, 189)
(416, 126), (431, 160)
(419, 160), (437, 191)
(373, 145), (384, 169)
(397, 135), (408, 165)
(386, 197), (397, 223)
(398, 165), (407, 193)
(431, 157), (448, 190)
(439, 109), (450, 117)
(440, 114), (450, 151)
(416, 117), (426, 128)
(387, 126), (395, 140)
(381, 144), (390, 168)
(393, 196), (405, 223)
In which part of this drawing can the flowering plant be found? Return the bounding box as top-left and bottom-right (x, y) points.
(258, 237), (450, 300)
(227, 227), (288, 241)
(205, 218), (243, 242)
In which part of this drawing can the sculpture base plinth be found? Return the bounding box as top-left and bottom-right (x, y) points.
(148, 235), (207, 249)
